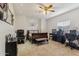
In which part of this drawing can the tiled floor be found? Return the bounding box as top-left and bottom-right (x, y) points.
(18, 40), (79, 56)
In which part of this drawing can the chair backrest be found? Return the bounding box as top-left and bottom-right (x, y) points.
(65, 32), (77, 41)
(16, 29), (24, 37)
(70, 34), (76, 41)
(65, 33), (70, 40)
(70, 30), (77, 41)
(57, 29), (64, 35)
(70, 30), (76, 35)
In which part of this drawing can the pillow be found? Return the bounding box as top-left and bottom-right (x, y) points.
(36, 38), (48, 41)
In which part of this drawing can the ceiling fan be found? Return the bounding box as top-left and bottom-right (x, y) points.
(39, 4), (55, 15)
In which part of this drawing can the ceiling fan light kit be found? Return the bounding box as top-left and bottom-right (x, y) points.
(39, 4), (55, 15)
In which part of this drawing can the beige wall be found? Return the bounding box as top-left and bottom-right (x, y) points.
(40, 18), (48, 32)
(47, 7), (79, 33)
(14, 16), (41, 34)
(0, 4), (15, 56)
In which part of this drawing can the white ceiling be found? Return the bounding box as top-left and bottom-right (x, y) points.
(13, 3), (79, 19)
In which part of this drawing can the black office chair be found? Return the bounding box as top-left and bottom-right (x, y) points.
(16, 29), (25, 44)
(65, 31), (79, 50)
(56, 29), (65, 44)
(52, 29), (57, 41)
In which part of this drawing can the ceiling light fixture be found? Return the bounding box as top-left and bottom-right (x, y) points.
(39, 3), (55, 15)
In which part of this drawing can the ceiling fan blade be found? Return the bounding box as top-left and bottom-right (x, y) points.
(39, 3), (46, 7)
(39, 6), (44, 9)
(48, 5), (52, 9)
(48, 10), (55, 12)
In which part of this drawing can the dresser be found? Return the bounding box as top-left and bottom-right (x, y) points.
(5, 41), (17, 56)
(5, 34), (17, 56)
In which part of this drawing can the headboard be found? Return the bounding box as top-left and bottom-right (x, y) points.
(32, 33), (48, 39)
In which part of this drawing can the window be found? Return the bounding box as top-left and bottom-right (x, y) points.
(57, 20), (70, 27)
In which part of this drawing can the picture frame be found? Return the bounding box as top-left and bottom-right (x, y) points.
(6, 9), (14, 25)
(0, 3), (14, 25)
